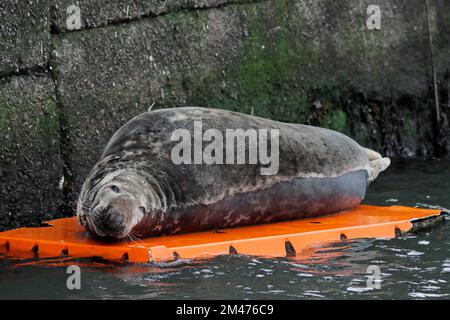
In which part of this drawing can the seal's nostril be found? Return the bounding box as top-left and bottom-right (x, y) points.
(110, 208), (123, 220)
(102, 211), (113, 223)
(100, 208), (126, 234)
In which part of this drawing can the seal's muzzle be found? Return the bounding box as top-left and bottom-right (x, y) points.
(97, 207), (127, 237)
(90, 195), (138, 238)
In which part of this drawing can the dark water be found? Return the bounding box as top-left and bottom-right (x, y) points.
(0, 160), (449, 299)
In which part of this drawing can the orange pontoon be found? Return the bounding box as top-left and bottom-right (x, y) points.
(0, 205), (445, 263)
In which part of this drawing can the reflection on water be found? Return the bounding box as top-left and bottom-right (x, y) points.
(0, 160), (449, 299)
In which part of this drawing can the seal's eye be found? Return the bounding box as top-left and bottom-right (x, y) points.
(138, 206), (146, 214)
(110, 185), (120, 193)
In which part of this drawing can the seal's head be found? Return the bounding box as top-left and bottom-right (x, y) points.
(77, 170), (159, 239)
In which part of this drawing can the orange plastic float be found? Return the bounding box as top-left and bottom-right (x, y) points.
(0, 205), (445, 263)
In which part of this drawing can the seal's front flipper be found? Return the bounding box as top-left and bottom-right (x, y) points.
(368, 157), (391, 184)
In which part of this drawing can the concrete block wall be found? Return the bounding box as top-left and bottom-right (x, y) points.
(0, 0), (449, 229)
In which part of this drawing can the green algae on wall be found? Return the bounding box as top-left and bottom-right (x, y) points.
(0, 76), (64, 231)
(185, 0), (365, 133)
(0, 0), (50, 76)
(186, 1), (317, 123)
(0, 81), (57, 153)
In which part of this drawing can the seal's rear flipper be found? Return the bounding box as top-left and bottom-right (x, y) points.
(368, 157), (391, 184)
(364, 147), (382, 161)
(363, 147), (390, 183)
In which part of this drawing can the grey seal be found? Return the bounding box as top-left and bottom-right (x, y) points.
(77, 107), (390, 239)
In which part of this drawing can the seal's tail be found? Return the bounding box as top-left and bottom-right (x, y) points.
(363, 147), (391, 184)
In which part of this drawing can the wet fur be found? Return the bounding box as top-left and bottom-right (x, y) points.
(78, 107), (390, 238)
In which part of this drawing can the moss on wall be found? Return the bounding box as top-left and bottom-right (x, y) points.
(1, 0), (450, 229)
(0, 76), (64, 230)
(0, 0), (50, 76)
